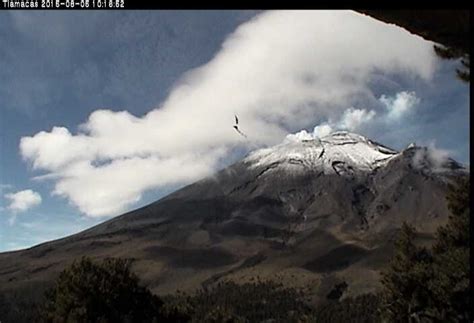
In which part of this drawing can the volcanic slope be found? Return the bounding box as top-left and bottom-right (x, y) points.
(0, 131), (467, 311)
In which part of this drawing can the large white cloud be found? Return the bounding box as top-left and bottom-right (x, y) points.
(4, 189), (42, 213)
(20, 10), (437, 217)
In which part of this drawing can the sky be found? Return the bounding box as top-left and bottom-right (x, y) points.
(0, 10), (469, 252)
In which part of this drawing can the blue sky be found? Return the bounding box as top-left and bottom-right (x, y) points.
(0, 10), (469, 252)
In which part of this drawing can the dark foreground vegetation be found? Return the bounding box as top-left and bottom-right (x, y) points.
(380, 177), (470, 322)
(35, 261), (382, 323)
(0, 178), (469, 322)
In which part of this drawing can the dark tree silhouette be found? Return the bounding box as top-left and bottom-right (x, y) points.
(380, 223), (434, 322)
(427, 177), (470, 321)
(40, 257), (165, 323)
(380, 177), (470, 322)
(434, 45), (470, 82)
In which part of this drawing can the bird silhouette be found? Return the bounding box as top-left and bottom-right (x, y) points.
(233, 114), (247, 138)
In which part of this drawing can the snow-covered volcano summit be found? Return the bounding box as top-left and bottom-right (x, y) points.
(244, 131), (399, 176)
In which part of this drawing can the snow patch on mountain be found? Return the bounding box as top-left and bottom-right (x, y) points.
(244, 131), (399, 176)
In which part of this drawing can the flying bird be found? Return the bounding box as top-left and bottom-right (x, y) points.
(233, 114), (247, 138)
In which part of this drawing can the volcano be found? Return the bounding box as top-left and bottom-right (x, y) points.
(0, 131), (467, 317)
